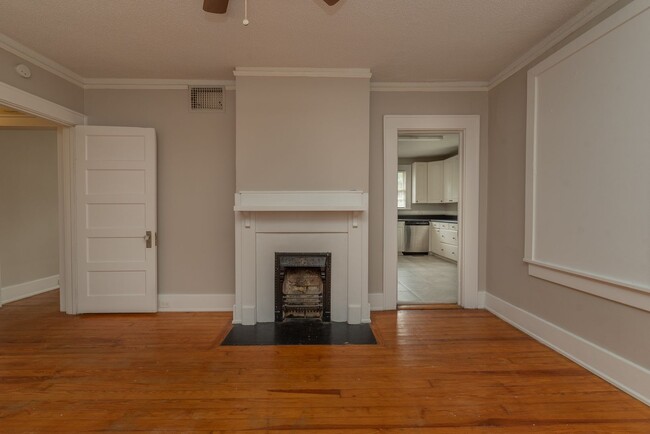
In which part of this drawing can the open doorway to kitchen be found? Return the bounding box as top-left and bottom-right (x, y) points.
(397, 132), (459, 305)
(383, 115), (480, 311)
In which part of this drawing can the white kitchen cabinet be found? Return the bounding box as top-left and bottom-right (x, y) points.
(426, 161), (444, 203)
(429, 224), (441, 254)
(430, 221), (458, 262)
(411, 162), (428, 204)
(443, 155), (459, 203)
(397, 221), (405, 253)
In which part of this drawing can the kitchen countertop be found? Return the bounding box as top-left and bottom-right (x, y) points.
(398, 215), (458, 223)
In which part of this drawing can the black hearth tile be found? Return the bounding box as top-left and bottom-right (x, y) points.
(221, 321), (377, 346)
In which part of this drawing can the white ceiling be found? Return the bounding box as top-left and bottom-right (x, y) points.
(0, 0), (593, 82)
(398, 133), (459, 159)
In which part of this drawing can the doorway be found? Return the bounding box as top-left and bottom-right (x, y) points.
(0, 106), (60, 308)
(1, 83), (158, 314)
(0, 82), (84, 313)
(397, 131), (460, 305)
(383, 115), (480, 310)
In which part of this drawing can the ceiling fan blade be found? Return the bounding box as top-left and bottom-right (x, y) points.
(203, 0), (229, 14)
(322, 0), (341, 5)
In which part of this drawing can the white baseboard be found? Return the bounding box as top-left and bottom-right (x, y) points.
(485, 293), (650, 406)
(369, 293), (384, 311)
(158, 293), (235, 312)
(1, 275), (59, 304)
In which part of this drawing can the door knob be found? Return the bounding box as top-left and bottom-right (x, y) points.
(144, 231), (152, 248)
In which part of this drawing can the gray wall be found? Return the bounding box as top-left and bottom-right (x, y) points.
(0, 129), (59, 287)
(487, 0), (649, 368)
(0, 47), (84, 113)
(235, 76), (369, 191)
(84, 89), (236, 295)
(84, 88), (483, 300)
(369, 91), (489, 294)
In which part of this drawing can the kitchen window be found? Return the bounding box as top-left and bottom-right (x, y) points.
(397, 165), (412, 209)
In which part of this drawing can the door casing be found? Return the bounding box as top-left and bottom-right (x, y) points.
(383, 115), (482, 310)
(0, 81), (86, 313)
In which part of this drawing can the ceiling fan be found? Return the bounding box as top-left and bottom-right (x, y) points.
(203, 0), (340, 14)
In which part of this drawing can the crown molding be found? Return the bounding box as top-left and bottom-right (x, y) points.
(1, 0), (616, 93)
(487, 0), (619, 90)
(233, 67), (372, 79)
(0, 33), (85, 88)
(83, 78), (236, 90)
(371, 81), (488, 92)
(0, 81), (86, 125)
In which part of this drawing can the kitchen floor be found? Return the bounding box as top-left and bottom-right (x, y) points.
(398, 254), (458, 304)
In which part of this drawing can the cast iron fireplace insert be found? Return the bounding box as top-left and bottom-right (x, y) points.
(275, 252), (331, 322)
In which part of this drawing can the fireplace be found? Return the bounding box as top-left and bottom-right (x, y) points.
(275, 252), (331, 322)
(233, 191), (369, 325)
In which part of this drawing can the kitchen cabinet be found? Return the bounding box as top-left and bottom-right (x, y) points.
(397, 221), (405, 253)
(426, 161), (444, 203)
(430, 221), (458, 262)
(412, 156), (458, 204)
(443, 155), (459, 203)
(429, 224), (441, 254)
(411, 162), (428, 204)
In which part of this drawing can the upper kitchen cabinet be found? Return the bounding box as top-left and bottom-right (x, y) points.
(443, 155), (459, 203)
(412, 162), (428, 204)
(427, 161), (444, 203)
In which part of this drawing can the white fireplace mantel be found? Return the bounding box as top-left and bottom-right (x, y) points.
(233, 191), (369, 325)
(234, 191), (368, 212)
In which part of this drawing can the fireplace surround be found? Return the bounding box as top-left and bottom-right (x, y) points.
(233, 191), (369, 325)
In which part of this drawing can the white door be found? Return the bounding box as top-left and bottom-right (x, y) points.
(75, 126), (157, 313)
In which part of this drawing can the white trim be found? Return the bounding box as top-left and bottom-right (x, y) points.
(487, 0), (618, 89)
(234, 196), (369, 325)
(0, 0), (617, 94)
(0, 33), (85, 87)
(477, 291), (486, 308)
(526, 262), (650, 313)
(234, 67), (372, 79)
(369, 293), (384, 311)
(383, 115), (480, 311)
(485, 293), (650, 406)
(158, 293), (235, 312)
(84, 78), (236, 91)
(0, 83), (80, 314)
(234, 191), (368, 212)
(371, 82), (488, 92)
(1, 275), (59, 304)
(0, 81), (86, 126)
(524, 0), (650, 311)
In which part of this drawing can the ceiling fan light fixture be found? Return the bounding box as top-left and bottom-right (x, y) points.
(202, 0), (340, 15)
(203, 0), (229, 14)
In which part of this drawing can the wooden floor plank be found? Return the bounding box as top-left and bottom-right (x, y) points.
(0, 290), (648, 432)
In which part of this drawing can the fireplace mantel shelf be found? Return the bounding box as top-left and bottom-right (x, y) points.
(234, 191), (368, 212)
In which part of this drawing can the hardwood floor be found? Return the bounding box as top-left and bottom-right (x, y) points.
(1, 290), (648, 433)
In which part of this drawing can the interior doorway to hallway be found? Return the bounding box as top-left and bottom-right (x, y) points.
(0, 105), (61, 309)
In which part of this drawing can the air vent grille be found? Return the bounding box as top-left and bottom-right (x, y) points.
(189, 86), (224, 111)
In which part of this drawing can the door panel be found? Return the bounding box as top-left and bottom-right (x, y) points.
(75, 126), (157, 313)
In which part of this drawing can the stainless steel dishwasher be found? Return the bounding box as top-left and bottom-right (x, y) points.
(403, 220), (430, 254)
